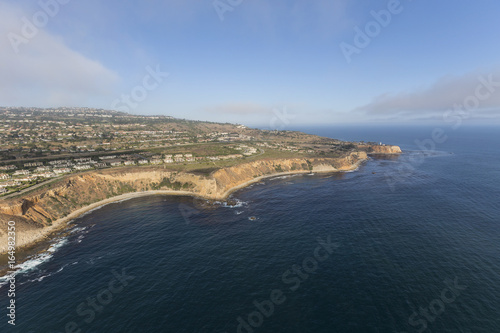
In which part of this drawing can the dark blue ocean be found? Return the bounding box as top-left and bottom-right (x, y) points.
(1, 125), (499, 333)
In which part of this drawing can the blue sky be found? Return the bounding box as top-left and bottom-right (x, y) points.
(1, 0), (500, 127)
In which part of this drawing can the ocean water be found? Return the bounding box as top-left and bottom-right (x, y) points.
(0, 125), (499, 333)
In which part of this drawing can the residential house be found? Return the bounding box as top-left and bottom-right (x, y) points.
(74, 165), (92, 171)
(13, 170), (30, 176)
(0, 181), (21, 188)
(53, 168), (72, 175)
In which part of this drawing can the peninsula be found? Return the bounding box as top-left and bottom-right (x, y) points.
(0, 107), (401, 252)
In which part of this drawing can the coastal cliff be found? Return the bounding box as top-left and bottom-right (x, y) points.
(0, 148), (399, 252)
(358, 144), (403, 154)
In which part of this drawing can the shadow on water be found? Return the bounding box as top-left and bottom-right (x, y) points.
(368, 153), (402, 161)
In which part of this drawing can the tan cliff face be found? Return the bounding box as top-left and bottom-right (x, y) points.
(0, 149), (384, 252)
(211, 152), (367, 196)
(357, 144), (402, 154)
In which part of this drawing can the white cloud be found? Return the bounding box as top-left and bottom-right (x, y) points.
(0, 2), (119, 107)
(353, 69), (500, 121)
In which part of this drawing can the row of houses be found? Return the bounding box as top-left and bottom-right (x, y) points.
(1, 148), (258, 193)
(0, 165), (17, 170)
(164, 154), (194, 163)
(206, 154), (244, 161)
(49, 159), (71, 166)
(24, 161), (43, 168)
(104, 152), (244, 166)
(0, 180), (20, 188)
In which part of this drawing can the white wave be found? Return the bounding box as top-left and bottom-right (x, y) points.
(68, 226), (88, 234)
(271, 174), (299, 180)
(69, 225), (91, 244)
(0, 274), (15, 288)
(222, 199), (248, 208)
(248, 182), (265, 188)
(24, 266), (63, 284)
(235, 211), (244, 215)
(22, 260), (79, 285)
(46, 238), (68, 253)
(111, 197), (135, 204)
(75, 205), (105, 219)
(0, 238), (69, 288)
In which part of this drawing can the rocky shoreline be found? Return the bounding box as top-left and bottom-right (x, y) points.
(0, 148), (401, 253)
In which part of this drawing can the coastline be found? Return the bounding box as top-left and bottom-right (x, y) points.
(1, 159), (367, 254)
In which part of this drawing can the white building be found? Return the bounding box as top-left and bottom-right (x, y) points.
(0, 181), (21, 188)
(13, 170), (30, 176)
(53, 168), (72, 175)
(32, 172), (56, 179)
(74, 165), (92, 170)
(24, 162), (43, 168)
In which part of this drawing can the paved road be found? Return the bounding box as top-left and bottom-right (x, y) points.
(1, 176), (66, 200)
